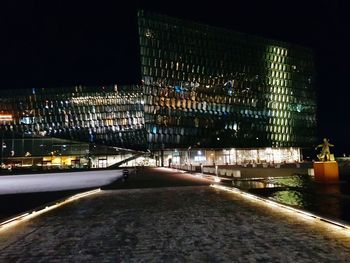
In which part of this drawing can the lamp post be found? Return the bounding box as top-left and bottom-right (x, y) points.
(1, 130), (6, 167)
(188, 146), (192, 172)
(1, 137), (3, 166)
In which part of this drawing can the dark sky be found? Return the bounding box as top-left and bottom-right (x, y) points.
(1, 0), (349, 154)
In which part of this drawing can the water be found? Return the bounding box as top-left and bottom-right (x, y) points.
(231, 175), (350, 223)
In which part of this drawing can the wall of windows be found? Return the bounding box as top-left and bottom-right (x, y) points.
(164, 148), (301, 167)
(0, 85), (147, 150)
(0, 11), (317, 153)
(138, 10), (317, 149)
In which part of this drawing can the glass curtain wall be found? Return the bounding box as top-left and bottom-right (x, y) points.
(138, 10), (317, 150)
(0, 85), (147, 151)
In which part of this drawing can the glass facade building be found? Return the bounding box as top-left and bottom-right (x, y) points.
(0, 85), (146, 150)
(138, 10), (316, 149)
(0, 10), (317, 165)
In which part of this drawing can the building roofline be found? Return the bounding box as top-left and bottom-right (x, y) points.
(137, 9), (314, 54)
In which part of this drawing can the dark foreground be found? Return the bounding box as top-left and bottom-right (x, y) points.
(1, 168), (350, 262)
(0, 190), (88, 221)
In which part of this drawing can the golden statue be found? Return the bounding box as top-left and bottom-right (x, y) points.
(315, 138), (334, 161)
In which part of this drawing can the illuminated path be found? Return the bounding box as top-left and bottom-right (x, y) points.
(1, 168), (350, 262)
(0, 170), (123, 194)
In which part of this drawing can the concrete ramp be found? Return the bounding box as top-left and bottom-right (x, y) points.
(0, 170), (122, 195)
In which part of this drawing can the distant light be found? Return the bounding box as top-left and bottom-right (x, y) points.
(217, 137), (220, 141)
(0, 114), (13, 121)
(296, 104), (302, 113)
(198, 150), (202, 155)
(214, 177), (221, 183)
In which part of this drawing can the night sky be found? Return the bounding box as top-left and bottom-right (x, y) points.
(1, 0), (348, 155)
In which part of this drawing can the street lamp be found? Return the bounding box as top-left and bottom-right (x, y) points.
(187, 146), (192, 171)
(1, 140), (6, 167)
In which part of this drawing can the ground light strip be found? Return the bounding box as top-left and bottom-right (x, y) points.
(210, 184), (350, 231)
(0, 188), (101, 232)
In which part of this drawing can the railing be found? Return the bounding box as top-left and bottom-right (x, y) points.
(171, 162), (307, 179)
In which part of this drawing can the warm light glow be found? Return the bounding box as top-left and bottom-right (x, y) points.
(212, 147), (301, 165)
(0, 114), (13, 121)
(214, 177), (221, 183)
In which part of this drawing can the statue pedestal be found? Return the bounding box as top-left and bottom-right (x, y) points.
(313, 161), (339, 182)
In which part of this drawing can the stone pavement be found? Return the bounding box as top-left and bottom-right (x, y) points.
(1, 168), (350, 262)
(102, 167), (211, 190)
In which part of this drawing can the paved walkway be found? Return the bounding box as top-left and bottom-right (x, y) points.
(1, 168), (350, 262)
(103, 167), (211, 190)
